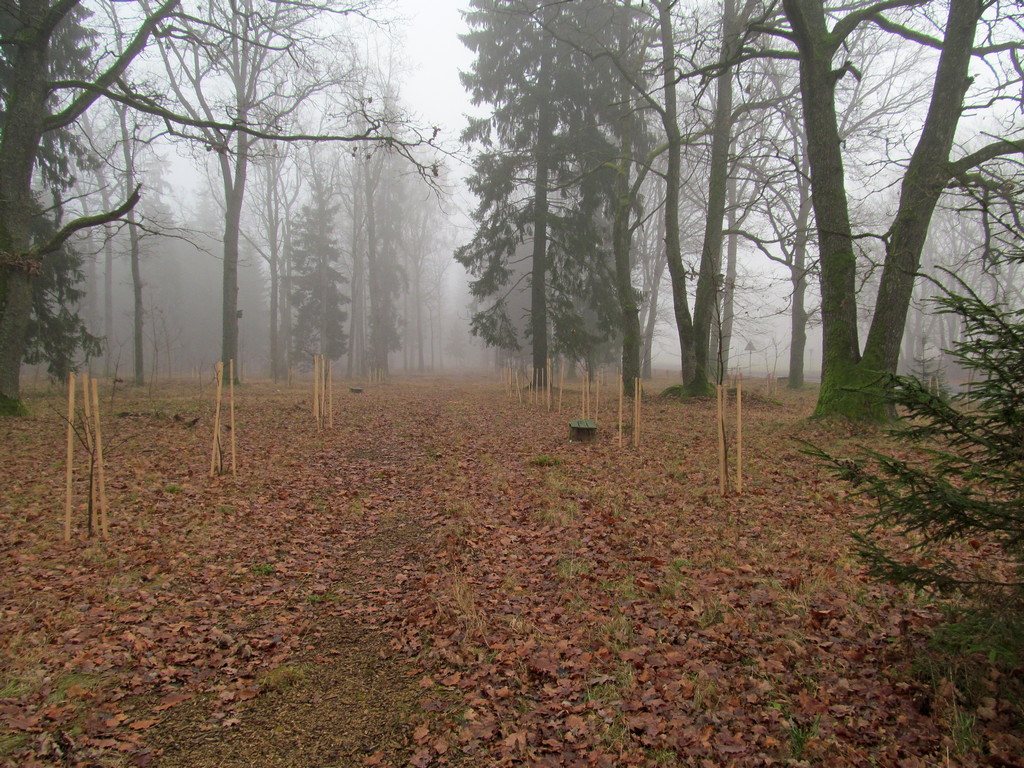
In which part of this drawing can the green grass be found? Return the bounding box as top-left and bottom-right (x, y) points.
(251, 562), (276, 576)
(528, 454), (564, 467)
(786, 714), (820, 759)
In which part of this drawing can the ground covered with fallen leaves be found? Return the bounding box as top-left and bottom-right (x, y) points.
(1, 375), (1021, 767)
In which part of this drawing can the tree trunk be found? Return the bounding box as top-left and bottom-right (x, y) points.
(0, 20), (49, 406)
(688, 0), (738, 397)
(782, 0), (863, 415)
(530, 70), (555, 389)
(859, 0), (977, 376)
(656, 0), (696, 384)
(117, 106), (146, 386)
(788, 159), (812, 389)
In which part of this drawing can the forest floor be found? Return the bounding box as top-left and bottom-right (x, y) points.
(1, 375), (1021, 768)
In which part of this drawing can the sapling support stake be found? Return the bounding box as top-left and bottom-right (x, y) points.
(736, 373), (743, 495)
(229, 359), (237, 476)
(547, 358), (552, 411)
(313, 355), (321, 429)
(328, 360), (333, 429)
(633, 377), (641, 449)
(65, 372), (75, 542)
(91, 379), (109, 538)
(717, 384), (727, 495)
(210, 362), (224, 476)
(81, 372), (96, 533)
(558, 362), (564, 413)
(618, 374), (623, 449)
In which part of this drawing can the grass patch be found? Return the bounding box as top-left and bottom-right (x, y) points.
(251, 562), (276, 576)
(0, 677), (31, 699)
(556, 556), (591, 580)
(528, 454), (563, 467)
(786, 714), (821, 759)
(47, 672), (102, 703)
(260, 664), (309, 692)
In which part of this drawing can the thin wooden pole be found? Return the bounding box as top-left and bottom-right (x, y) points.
(211, 362), (224, 476)
(546, 358), (552, 411)
(229, 359), (237, 476)
(65, 372), (75, 542)
(558, 362), (564, 413)
(81, 372), (93, 454)
(313, 355), (321, 428)
(633, 377), (640, 448)
(580, 372), (586, 419)
(736, 373), (743, 494)
(618, 374), (623, 449)
(328, 360), (333, 429)
(91, 379), (109, 538)
(595, 370), (601, 424)
(81, 372), (96, 533)
(717, 384), (727, 495)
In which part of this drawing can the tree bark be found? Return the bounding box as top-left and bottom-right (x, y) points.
(656, 0), (697, 384)
(688, 0), (739, 397)
(860, 0), (978, 375)
(530, 51), (555, 390)
(782, 0), (862, 415)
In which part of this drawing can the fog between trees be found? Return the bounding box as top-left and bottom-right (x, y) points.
(3, 0), (1024, 420)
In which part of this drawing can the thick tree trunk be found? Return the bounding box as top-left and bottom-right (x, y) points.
(530, 92), (554, 389)
(782, 0), (863, 416)
(860, 0), (977, 376)
(786, 0), (980, 419)
(688, 0), (738, 397)
(0, 15), (49, 406)
(788, 163), (812, 390)
(220, 130), (249, 379)
(656, 0), (696, 384)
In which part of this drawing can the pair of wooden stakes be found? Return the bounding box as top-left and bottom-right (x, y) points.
(312, 354), (333, 430)
(210, 360), (237, 476)
(64, 372), (109, 540)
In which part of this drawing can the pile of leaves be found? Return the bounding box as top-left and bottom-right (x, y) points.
(1, 378), (1020, 767)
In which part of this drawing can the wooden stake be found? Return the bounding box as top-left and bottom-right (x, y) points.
(328, 360), (333, 429)
(736, 373), (743, 495)
(558, 362), (564, 413)
(81, 372), (96, 533)
(618, 374), (623, 449)
(65, 372), (75, 542)
(229, 359), (237, 476)
(546, 358), (552, 411)
(313, 355), (321, 428)
(595, 370), (601, 423)
(81, 372), (94, 454)
(91, 379), (109, 538)
(633, 377), (641, 448)
(211, 362), (224, 476)
(580, 372), (586, 419)
(717, 384), (727, 495)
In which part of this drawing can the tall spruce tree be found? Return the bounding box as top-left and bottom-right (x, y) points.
(289, 197), (348, 363)
(456, 0), (617, 383)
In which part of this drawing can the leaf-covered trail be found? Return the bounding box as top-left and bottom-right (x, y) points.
(2, 377), (1020, 767)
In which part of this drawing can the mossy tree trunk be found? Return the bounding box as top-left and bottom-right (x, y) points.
(783, 0), (983, 420)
